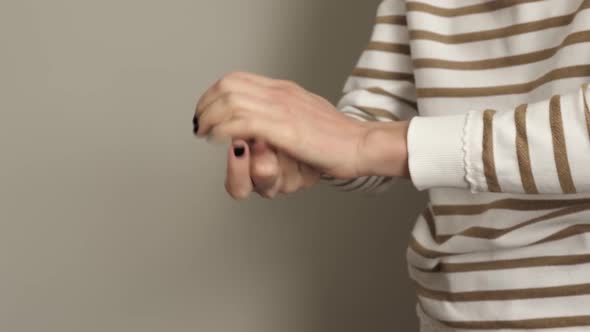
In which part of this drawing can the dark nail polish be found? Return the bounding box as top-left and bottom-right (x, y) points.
(193, 115), (199, 134)
(234, 146), (245, 157)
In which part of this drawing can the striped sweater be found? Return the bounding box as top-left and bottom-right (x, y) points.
(323, 0), (590, 330)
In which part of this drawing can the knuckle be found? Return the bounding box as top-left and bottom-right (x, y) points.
(300, 169), (320, 189)
(277, 101), (291, 114)
(276, 79), (299, 91)
(230, 189), (249, 200)
(232, 108), (243, 117)
(216, 72), (242, 91)
(222, 92), (241, 107)
(215, 77), (230, 91)
(281, 125), (297, 142)
(266, 89), (294, 114)
(267, 96), (290, 115)
(301, 179), (316, 189)
(242, 118), (257, 134)
(258, 189), (277, 199)
(267, 88), (286, 102)
(252, 162), (279, 179)
(227, 71), (245, 79)
(282, 182), (301, 194)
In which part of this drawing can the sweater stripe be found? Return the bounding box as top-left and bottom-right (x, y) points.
(416, 281), (590, 302)
(366, 41), (411, 54)
(584, 83), (590, 137)
(365, 87), (418, 108)
(375, 15), (407, 25)
(410, 3), (590, 44)
(482, 110), (501, 192)
(515, 104), (539, 194)
(414, 30), (590, 70)
(351, 68), (415, 82)
(549, 95), (577, 193)
(440, 315), (590, 330)
(431, 198), (590, 215)
(417, 65), (590, 98)
(416, 253), (590, 273)
(405, 0), (544, 17)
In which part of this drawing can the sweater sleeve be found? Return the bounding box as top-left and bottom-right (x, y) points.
(321, 0), (418, 193)
(408, 83), (590, 194)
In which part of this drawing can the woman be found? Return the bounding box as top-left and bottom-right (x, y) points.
(193, 0), (590, 330)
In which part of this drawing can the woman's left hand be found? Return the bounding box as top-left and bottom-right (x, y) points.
(193, 71), (373, 179)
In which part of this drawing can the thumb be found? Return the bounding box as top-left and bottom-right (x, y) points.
(249, 139), (281, 192)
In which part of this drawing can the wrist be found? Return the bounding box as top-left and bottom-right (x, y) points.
(357, 121), (410, 178)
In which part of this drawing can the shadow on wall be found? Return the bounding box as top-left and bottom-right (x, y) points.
(266, 1), (429, 331)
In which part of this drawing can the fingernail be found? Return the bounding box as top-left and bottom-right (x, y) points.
(192, 115), (199, 134)
(234, 145), (246, 158)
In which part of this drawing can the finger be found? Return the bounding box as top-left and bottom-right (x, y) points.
(195, 92), (272, 138)
(195, 72), (305, 117)
(249, 140), (281, 193)
(225, 139), (253, 200)
(196, 74), (272, 116)
(276, 151), (303, 194)
(210, 117), (293, 154)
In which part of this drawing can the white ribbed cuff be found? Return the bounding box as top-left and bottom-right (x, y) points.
(406, 114), (469, 191)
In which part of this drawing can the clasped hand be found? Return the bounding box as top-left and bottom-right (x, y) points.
(193, 71), (408, 199)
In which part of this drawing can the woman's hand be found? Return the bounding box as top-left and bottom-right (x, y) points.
(223, 139), (321, 200)
(193, 71), (372, 179)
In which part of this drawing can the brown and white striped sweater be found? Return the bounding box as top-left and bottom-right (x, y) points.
(323, 0), (590, 330)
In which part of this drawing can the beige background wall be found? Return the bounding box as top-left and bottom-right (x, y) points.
(0, 0), (427, 331)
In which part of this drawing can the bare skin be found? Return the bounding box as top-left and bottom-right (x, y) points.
(194, 71), (410, 200)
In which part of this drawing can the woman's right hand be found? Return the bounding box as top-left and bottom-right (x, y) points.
(224, 139), (321, 200)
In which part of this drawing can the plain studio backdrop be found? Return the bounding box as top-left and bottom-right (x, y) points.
(0, 0), (427, 331)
